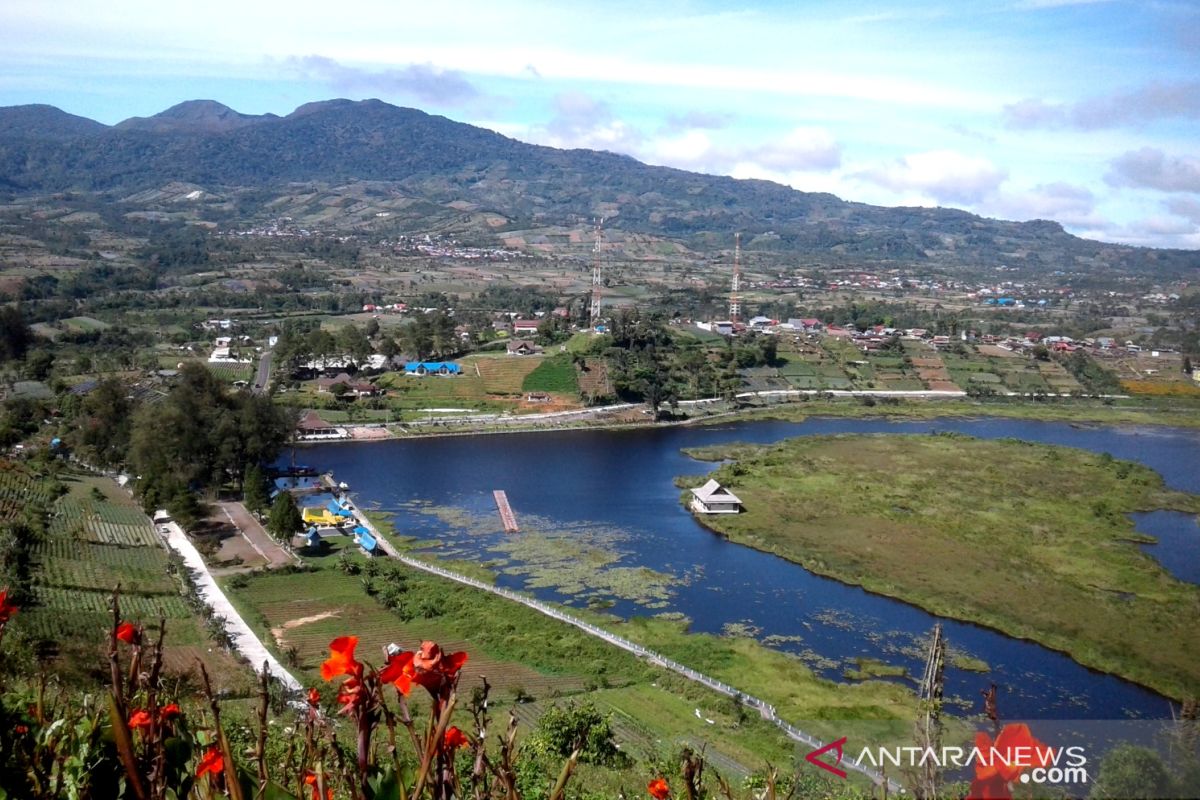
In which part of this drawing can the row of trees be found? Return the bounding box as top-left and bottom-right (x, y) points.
(64, 363), (295, 524)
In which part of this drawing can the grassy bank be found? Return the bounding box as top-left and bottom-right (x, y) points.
(740, 395), (1200, 429)
(683, 433), (1200, 700)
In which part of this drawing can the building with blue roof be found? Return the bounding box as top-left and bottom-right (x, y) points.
(404, 361), (461, 376)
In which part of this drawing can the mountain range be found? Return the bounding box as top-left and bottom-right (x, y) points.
(0, 98), (1195, 275)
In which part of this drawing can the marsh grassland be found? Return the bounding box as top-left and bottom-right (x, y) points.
(683, 433), (1200, 700)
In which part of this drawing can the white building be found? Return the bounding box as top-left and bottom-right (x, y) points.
(690, 479), (743, 514)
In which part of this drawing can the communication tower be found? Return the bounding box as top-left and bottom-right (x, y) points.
(729, 232), (742, 323)
(590, 218), (604, 327)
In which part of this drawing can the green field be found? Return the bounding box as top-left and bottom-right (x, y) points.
(467, 353), (544, 394)
(521, 353), (580, 394)
(684, 434), (1200, 700)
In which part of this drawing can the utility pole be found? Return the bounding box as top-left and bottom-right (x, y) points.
(912, 624), (946, 799)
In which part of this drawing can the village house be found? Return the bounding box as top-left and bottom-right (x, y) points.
(316, 373), (381, 397)
(295, 410), (348, 441)
(690, 479), (743, 514)
(512, 319), (541, 335)
(787, 318), (823, 333)
(506, 339), (542, 356)
(404, 361), (462, 376)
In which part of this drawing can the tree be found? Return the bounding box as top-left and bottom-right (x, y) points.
(128, 363), (292, 506)
(0, 306), (32, 362)
(24, 349), (54, 381)
(267, 492), (304, 542)
(74, 378), (133, 468)
(525, 702), (626, 767)
(1089, 745), (1172, 799)
(243, 464), (271, 515)
(338, 323), (372, 369)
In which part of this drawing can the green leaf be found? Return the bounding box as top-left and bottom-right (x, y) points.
(365, 765), (401, 800)
(261, 780), (302, 800)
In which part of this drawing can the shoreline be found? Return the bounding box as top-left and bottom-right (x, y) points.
(292, 397), (1200, 447)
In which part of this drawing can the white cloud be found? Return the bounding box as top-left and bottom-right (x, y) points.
(287, 55), (479, 105)
(1012, 0), (1117, 8)
(857, 150), (1007, 204)
(525, 92), (644, 153)
(519, 98), (842, 179)
(1004, 81), (1200, 130)
(977, 181), (1103, 227)
(1106, 147), (1200, 193)
(739, 128), (842, 172)
(1165, 196), (1200, 224)
(1085, 217), (1200, 249)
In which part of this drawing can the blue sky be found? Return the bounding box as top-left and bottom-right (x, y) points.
(2, 0), (1198, 249)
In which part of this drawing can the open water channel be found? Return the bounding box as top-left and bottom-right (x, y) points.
(298, 416), (1200, 721)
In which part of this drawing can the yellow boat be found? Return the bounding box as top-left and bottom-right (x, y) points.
(302, 508), (340, 526)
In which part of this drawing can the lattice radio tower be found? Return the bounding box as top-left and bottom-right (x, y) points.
(589, 217), (604, 327)
(729, 232), (742, 323)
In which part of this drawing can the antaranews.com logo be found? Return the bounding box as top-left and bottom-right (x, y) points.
(804, 723), (1090, 797)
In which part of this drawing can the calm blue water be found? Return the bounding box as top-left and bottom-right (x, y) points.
(1132, 511), (1200, 584)
(293, 417), (1200, 721)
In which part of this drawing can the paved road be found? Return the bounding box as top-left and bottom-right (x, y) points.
(252, 349), (273, 394)
(158, 518), (302, 693)
(217, 500), (295, 569)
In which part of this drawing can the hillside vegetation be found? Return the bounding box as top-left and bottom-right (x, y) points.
(1, 99), (1195, 275)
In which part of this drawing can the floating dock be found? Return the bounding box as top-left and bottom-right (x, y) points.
(493, 490), (519, 533)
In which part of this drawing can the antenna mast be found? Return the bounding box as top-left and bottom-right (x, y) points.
(729, 232), (742, 323)
(590, 217), (604, 327)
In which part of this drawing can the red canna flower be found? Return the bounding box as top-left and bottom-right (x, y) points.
(320, 636), (361, 681)
(303, 772), (334, 800)
(116, 621), (140, 645)
(974, 723), (1053, 784)
(335, 676), (365, 713)
(381, 641), (468, 698)
(968, 773), (1012, 800)
(127, 708), (153, 731)
(159, 704), (181, 721)
(969, 723), (1054, 800)
(195, 746), (224, 778)
(14, 724), (28, 734)
(443, 725), (469, 750)
(648, 777), (671, 799)
(378, 649), (416, 695)
(307, 686), (321, 708)
(414, 641), (468, 677)
(0, 588), (17, 624)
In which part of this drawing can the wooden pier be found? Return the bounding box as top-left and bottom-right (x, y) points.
(493, 490), (519, 533)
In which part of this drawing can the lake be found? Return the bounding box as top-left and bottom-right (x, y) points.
(296, 416), (1200, 721)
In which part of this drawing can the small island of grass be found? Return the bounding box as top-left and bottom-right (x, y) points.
(681, 433), (1200, 701)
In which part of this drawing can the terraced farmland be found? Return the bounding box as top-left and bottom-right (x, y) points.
(4, 467), (253, 692)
